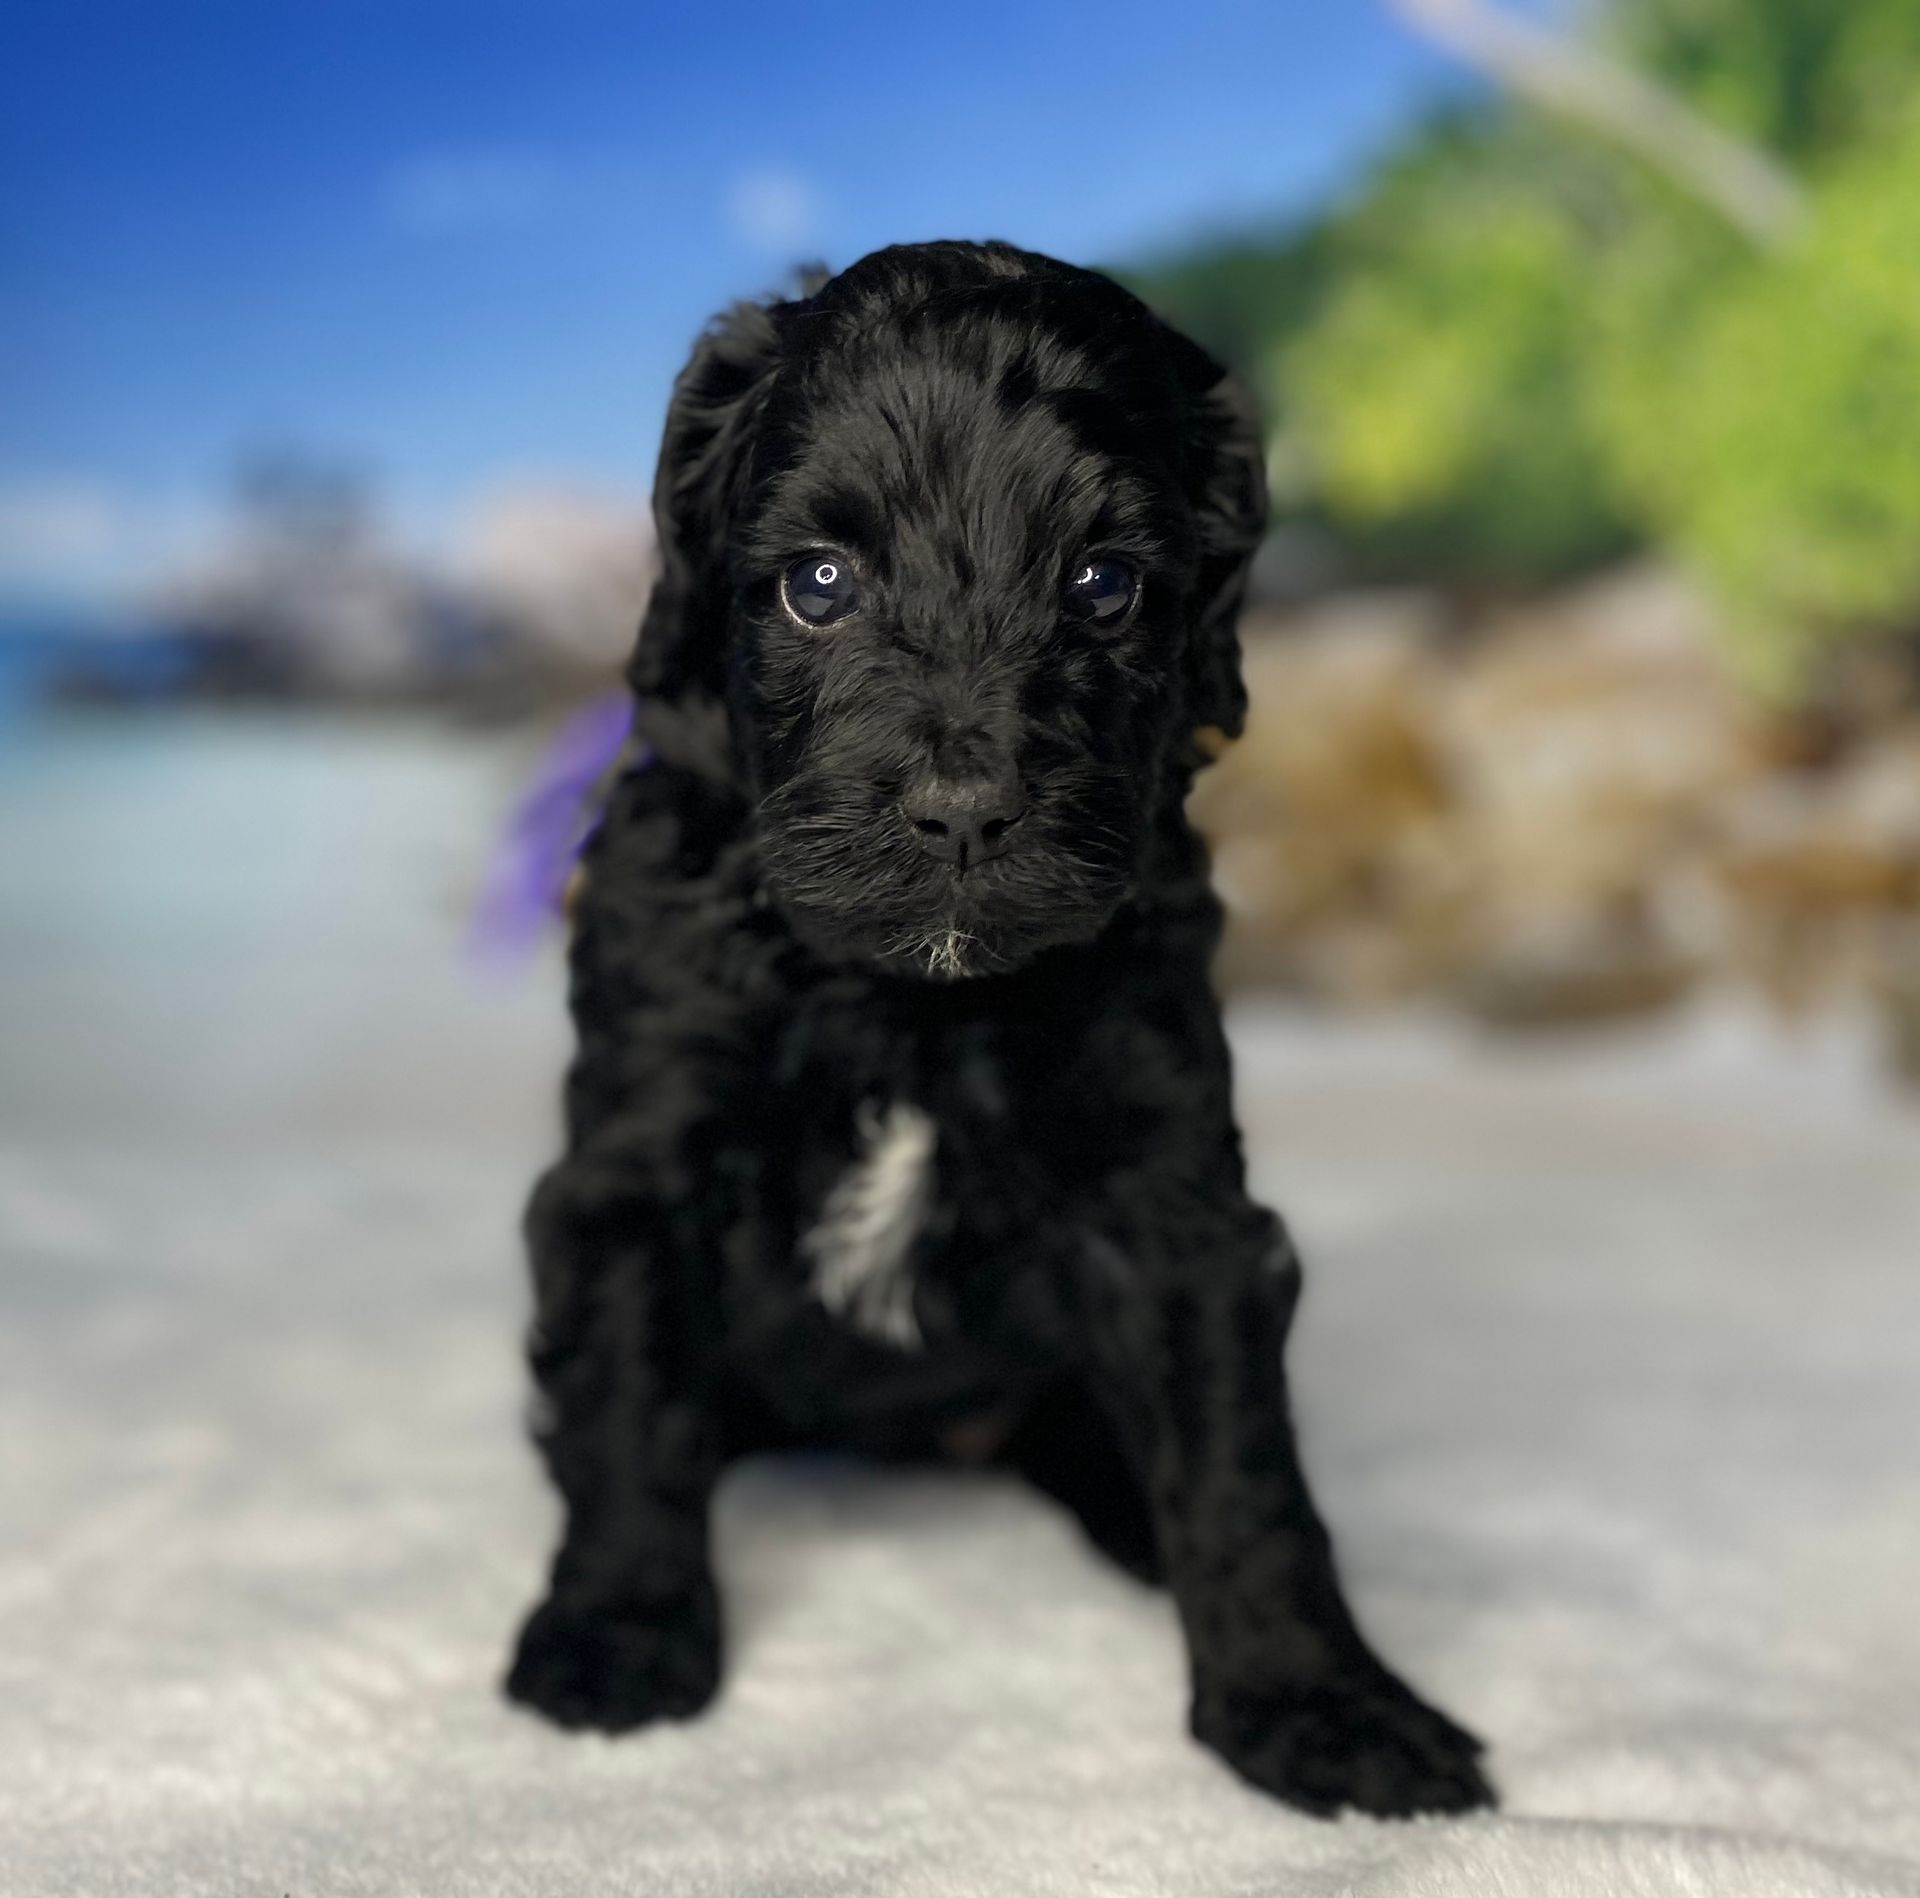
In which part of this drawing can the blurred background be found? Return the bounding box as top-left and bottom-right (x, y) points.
(5, 0), (1919, 1074)
(5, 8), (1920, 1888)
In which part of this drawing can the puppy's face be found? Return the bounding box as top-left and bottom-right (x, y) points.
(642, 245), (1263, 981)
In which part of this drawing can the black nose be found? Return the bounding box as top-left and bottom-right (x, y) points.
(902, 775), (1026, 868)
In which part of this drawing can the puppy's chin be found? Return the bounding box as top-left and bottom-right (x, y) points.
(772, 890), (1118, 983)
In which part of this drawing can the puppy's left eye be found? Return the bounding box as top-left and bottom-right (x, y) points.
(1063, 557), (1138, 627)
(782, 555), (862, 627)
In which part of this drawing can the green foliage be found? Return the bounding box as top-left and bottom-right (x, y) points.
(1607, 0), (1920, 163)
(1126, 0), (1920, 692)
(1617, 116), (1920, 690)
(1276, 118), (1638, 578)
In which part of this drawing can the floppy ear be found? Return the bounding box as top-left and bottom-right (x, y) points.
(1174, 345), (1268, 742)
(628, 299), (784, 702)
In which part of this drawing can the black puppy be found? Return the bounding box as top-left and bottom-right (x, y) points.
(505, 239), (1493, 1819)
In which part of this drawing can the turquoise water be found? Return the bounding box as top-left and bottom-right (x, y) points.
(0, 711), (566, 1152)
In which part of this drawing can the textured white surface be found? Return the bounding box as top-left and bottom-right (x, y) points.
(3, 718), (1919, 1896)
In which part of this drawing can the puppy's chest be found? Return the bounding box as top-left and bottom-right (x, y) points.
(780, 1028), (1057, 1353)
(799, 1099), (939, 1349)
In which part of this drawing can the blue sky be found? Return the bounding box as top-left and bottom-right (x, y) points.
(0, 0), (1486, 608)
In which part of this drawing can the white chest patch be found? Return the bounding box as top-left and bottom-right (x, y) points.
(803, 1102), (936, 1349)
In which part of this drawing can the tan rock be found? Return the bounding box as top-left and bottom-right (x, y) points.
(1715, 729), (1920, 1006)
(1194, 596), (1464, 997)
(1437, 564), (1762, 936)
(1457, 919), (1697, 1030)
(1199, 562), (1920, 1027)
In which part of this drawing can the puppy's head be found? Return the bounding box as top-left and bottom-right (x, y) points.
(633, 240), (1265, 980)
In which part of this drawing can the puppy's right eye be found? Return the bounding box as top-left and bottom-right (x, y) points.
(1063, 556), (1138, 628)
(782, 555), (862, 627)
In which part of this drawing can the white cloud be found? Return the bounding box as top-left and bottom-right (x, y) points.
(0, 483), (123, 574)
(382, 148), (560, 233)
(0, 479), (216, 604)
(451, 482), (656, 665)
(726, 165), (824, 255)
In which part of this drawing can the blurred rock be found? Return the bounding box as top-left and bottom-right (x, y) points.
(452, 487), (654, 676)
(1716, 728), (1920, 1006)
(1199, 561), (1920, 1055)
(141, 461), (652, 708)
(1881, 930), (1920, 1087)
(1193, 592), (1465, 1001)
(1457, 920), (1697, 1030)
(1437, 565), (1761, 942)
(153, 454), (465, 699)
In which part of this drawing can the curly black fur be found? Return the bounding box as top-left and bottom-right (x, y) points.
(504, 239), (1494, 1819)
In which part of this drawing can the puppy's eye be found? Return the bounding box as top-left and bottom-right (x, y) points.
(782, 554), (862, 627)
(1063, 557), (1138, 627)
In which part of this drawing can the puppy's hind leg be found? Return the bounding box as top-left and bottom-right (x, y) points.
(999, 1376), (1164, 1586)
(505, 1153), (728, 1734)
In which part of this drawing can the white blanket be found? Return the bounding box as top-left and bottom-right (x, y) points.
(3, 720), (1917, 1896)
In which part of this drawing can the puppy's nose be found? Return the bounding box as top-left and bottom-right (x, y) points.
(902, 774), (1026, 869)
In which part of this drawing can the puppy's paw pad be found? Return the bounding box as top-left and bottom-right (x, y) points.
(505, 1586), (720, 1732)
(1193, 1674), (1495, 1819)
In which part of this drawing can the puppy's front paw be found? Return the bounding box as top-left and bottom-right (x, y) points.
(505, 1581), (721, 1732)
(1192, 1671), (1494, 1819)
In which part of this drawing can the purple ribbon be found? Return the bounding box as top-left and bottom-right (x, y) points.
(470, 691), (638, 964)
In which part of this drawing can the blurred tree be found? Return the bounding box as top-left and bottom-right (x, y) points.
(1611, 115), (1920, 690)
(1127, 0), (1920, 691)
(1392, 0), (1806, 243)
(1605, 0), (1920, 165)
(1276, 114), (1639, 579)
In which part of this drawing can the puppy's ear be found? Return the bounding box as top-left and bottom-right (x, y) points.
(1173, 340), (1267, 742)
(629, 299), (784, 701)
